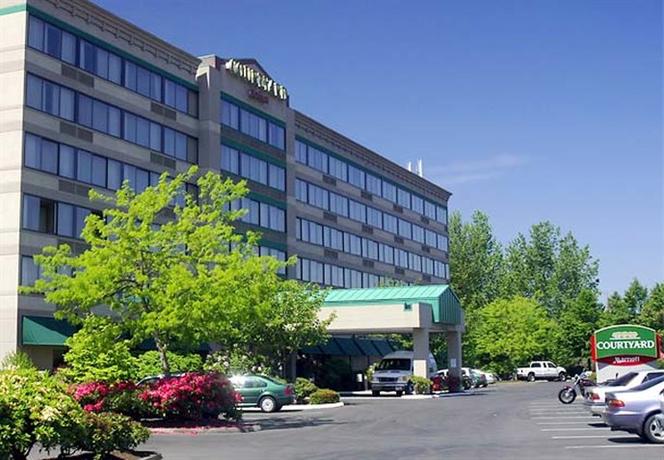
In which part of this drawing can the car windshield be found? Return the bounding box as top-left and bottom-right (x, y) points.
(376, 359), (411, 371)
(628, 375), (664, 392)
(607, 372), (638, 387)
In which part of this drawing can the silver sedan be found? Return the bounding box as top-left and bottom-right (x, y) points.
(603, 375), (664, 443)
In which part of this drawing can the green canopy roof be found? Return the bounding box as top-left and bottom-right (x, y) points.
(22, 316), (76, 346)
(324, 284), (463, 325)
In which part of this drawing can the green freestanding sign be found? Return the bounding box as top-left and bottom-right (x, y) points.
(592, 325), (659, 362)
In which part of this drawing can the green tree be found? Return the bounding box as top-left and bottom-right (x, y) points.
(623, 279), (649, 315)
(24, 167), (328, 375)
(639, 283), (664, 333)
(473, 297), (555, 376)
(448, 210), (503, 312)
(60, 316), (137, 383)
(500, 223), (598, 316)
(552, 289), (602, 367)
(599, 292), (635, 326)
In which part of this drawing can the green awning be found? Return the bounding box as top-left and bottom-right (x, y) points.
(319, 338), (345, 356)
(334, 337), (364, 357)
(22, 316), (76, 346)
(355, 338), (381, 356)
(373, 339), (395, 356)
(324, 284), (463, 325)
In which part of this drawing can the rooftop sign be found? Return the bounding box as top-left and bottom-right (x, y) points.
(224, 59), (288, 101)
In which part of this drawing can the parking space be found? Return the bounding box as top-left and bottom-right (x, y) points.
(526, 397), (661, 452)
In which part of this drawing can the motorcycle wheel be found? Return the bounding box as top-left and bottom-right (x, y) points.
(558, 388), (576, 404)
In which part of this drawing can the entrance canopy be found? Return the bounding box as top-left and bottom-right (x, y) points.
(321, 285), (464, 333)
(22, 316), (75, 346)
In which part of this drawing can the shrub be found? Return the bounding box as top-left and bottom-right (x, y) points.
(309, 388), (340, 405)
(75, 412), (149, 460)
(135, 351), (203, 378)
(0, 368), (87, 460)
(0, 351), (36, 371)
(71, 381), (148, 419)
(294, 378), (318, 403)
(411, 376), (432, 394)
(61, 316), (138, 383)
(139, 372), (239, 421)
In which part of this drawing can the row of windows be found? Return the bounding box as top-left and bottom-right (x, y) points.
(296, 218), (447, 278)
(221, 144), (285, 191)
(296, 139), (448, 224)
(23, 194), (94, 239)
(26, 74), (197, 162)
(294, 257), (447, 289)
(28, 15), (197, 116)
(25, 132), (161, 193)
(226, 198), (286, 232)
(20, 244), (287, 286)
(295, 179), (448, 251)
(220, 98), (285, 151)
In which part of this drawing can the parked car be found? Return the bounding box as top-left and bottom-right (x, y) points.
(136, 373), (185, 386)
(436, 368), (473, 391)
(584, 371), (664, 416)
(230, 375), (294, 413)
(482, 371), (497, 385)
(370, 350), (437, 396)
(471, 369), (488, 388)
(603, 375), (664, 443)
(516, 361), (566, 382)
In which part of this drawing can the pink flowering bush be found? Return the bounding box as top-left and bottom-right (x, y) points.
(139, 372), (240, 421)
(70, 381), (148, 418)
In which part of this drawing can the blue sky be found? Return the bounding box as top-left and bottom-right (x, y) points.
(96, 0), (663, 297)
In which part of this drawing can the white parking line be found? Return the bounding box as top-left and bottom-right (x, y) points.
(541, 427), (610, 431)
(565, 445), (662, 449)
(551, 435), (613, 439)
(537, 421), (598, 425)
(531, 416), (596, 420)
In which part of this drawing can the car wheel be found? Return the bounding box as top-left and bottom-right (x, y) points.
(527, 373), (535, 382)
(643, 414), (664, 443)
(259, 396), (277, 413)
(396, 390), (403, 397)
(372, 390), (380, 396)
(558, 372), (566, 381)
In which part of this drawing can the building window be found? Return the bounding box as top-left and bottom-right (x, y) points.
(238, 198), (285, 232)
(328, 156), (347, 181)
(26, 75), (197, 162)
(20, 256), (42, 286)
(24, 133), (161, 192)
(220, 144), (285, 191)
(28, 15), (197, 116)
(220, 99), (285, 150)
(348, 165), (365, 189)
(348, 200), (366, 224)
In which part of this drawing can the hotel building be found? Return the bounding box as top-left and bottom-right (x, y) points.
(0, 0), (451, 366)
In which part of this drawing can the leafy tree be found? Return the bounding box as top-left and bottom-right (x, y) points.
(623, 279), (649, 315)
(448, 210), (503, 312)
(473, 297), (555, 376)
(500, 223), (598, 316)
(60, 316), (137, 383)
(639, 283), (664, 333)
(24, 167), (328, 375)
(552, 289), (602, 367)
(599, 292), (636, 327)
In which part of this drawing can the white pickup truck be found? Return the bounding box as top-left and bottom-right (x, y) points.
(516, 361), (566, 382)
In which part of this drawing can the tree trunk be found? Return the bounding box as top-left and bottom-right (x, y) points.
(154, 334), (171, 376)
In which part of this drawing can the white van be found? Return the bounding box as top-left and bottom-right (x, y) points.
(370, 350), (437, 396)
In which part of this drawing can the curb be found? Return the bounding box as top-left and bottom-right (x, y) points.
(243, 402), (345, 412)
(141, 454), (163, 460)
(149, 423), (261, 435)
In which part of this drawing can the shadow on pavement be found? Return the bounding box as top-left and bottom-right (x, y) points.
(251, 416), (345, 432)
(607, 436), (652, 444)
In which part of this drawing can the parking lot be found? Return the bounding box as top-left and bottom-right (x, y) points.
(143, 382), (662, 460)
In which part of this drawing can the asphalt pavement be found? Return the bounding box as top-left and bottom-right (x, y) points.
(143, 381), (664, 460)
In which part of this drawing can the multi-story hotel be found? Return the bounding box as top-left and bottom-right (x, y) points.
(0, 0), (451, 367)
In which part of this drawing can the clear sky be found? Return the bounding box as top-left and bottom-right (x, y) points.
(95, 0), (663, 297)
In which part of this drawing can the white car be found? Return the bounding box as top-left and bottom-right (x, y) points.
(482, 371), (497, 384)
(371, 350), (437, 396)
(584, 370), (664, 416)
(516, 361), (566, 382)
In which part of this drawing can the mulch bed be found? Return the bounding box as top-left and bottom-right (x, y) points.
(41, 451), (159, 460)
(143, 418), (259, 434)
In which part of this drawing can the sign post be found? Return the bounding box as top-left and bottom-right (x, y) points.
(591, 324), (661, 382)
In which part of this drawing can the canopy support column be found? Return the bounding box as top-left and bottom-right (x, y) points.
(413, 327), (430, 378)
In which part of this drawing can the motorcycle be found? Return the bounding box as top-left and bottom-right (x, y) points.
(558, 372), (595, 404)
